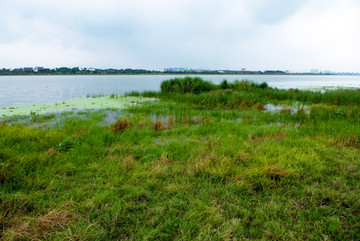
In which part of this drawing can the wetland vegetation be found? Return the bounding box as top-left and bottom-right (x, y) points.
(1, 77), (359, 240)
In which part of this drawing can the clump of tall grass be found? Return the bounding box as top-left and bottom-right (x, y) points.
(161, 77), (269, 95)
(253, 102), (266, 111)
(160, 76), (216, 94)
(158, 77), (360, 107)
(2, 208), (82, 240)
(167, 116), (174, 129)
(220, 79), (269, 90)
(152, 119), (165, 131)
(160, 90), (264, 109)
(110, 117), (131, 133)
(280, 108), (292, 114)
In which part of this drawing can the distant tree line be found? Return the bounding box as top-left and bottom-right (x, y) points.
(0, 67), (162, 75)
(0, 67), (292, 76)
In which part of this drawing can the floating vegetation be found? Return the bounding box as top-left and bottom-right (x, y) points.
(0, 96), (156, 117)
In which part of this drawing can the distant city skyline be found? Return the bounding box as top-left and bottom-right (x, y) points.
(1, 0), (360, 72)
(2, 66), (360, 75)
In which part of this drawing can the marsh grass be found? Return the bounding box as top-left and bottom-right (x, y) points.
(151, 119), (166, 131)
(280, 107), (292, 114)
(132, 77), (360, 108)
(1, 79), (360, 240)
(110, 117), (131, 133)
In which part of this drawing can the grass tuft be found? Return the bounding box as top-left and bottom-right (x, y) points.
(110, 117), (131, 133)
(253, 102), (266, 111)
(151, 119), (165, 131)
(264, 164), (293, 180)
(2, 209), (80, 240)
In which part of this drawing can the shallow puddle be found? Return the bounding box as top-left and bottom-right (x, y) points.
(264, 103), (310, 114)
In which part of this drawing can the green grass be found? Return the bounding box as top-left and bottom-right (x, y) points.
(1, 78), (359, 240)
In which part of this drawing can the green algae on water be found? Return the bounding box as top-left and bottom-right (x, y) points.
(0, 96), (156, 117)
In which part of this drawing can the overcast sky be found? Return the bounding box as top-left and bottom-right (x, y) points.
(1, 0), (360, 72)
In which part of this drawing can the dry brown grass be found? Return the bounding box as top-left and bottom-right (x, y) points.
(344, 135), (359, 147)
(192, 116), (210, 124)
(249, 131), (287, 142)
(72, 129), (84, 138)
(152, 119), (165, 131)
(138, 121), (145, 128)
(119, 154), (137, 171)
(253, 102), (266, 111)
(110, 117), (131, 133)
(159, 152), (169, 164)
(280, 108), (292, 114)
(188, 154), (218, 177)
(45, 148), (60, 158)
(167, 116), (174, 129)
(264, 164), (293, 180)
(243, 114), (252, 121)
(182, 116), (190, 125)
(2, 209), (79, 240)
(151, 153), (169, 174)
(334, 135), (360, 148)
(179, 116), (210, 126)
(297, 107), (306, 115)
(236, 151), (250, 163)
(237, 101), (253, 108)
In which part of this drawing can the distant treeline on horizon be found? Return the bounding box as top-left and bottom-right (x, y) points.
(0, 67), (355, 75)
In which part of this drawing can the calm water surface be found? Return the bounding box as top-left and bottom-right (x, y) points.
(1, 75), (360, 107)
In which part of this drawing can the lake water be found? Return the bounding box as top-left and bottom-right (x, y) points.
(1, 74), (360, 107)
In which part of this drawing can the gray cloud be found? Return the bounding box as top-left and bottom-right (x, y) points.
(1, 0), (359, 72)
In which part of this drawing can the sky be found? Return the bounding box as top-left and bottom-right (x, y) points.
(1, 0), (360, 72)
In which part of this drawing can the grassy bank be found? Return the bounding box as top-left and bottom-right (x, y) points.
(1, 78), (359, 240)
